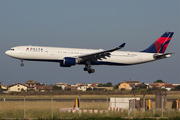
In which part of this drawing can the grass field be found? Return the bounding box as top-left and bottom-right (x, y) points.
(0, 93), (180, 119)
(0, 99), (180, 118)
(0, 101), (180, 118)
(0, 93), (180, 99)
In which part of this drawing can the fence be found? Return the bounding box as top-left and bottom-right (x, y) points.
(0, 95), (180, 119)
(172, 98), (180, 109)
(155, 91), (167, 109)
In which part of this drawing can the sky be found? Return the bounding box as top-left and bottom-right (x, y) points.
(0, 0), (180, 85)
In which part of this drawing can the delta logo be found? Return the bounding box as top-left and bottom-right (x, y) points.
(26, 47), (43, 51)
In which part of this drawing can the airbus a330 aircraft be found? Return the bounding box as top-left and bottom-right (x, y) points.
(5, 32), (174, 74)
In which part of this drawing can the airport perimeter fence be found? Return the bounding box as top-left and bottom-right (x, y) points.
(0, 95), (180, 119)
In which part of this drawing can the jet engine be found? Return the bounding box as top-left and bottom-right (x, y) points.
(60, 57), (78, 67)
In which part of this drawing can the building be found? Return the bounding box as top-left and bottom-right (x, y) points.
(54, 82), (68, 90)
(135, 82), (149, 89)
(8, 83), (27, 92)
(65, 86), (78, 91)
(173, 84), (180, 86)
(75, 83), (85, 86)
(77, 86), (89, 91)
(36, 85), (53, 91)
(25, 80), (37, 91)
(87, 83), (99, 87)
(119, 80), (139, 90)
(149, 82), (171, 89)
(161, 85), (177, 91)
(96, 87), (114, 90)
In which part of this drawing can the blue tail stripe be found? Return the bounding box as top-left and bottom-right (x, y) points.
(141, 44), (157, 53)
(160, 44), (164, 53)
(161, 32), (174, 38)
(164, 41), (170, 45)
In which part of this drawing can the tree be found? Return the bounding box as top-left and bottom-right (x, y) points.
(115, 84), (119, 90)
(98, 82), (113, 87)
(66, 88), (71, 91)
(174, 85), (180, 91)
(53, 86), (62, 91)
(139, 89), (146, 94)
(154, 79), (164, 83)
(98, 83), (103, 87)
(86, 87), (92, 91)
(160, 88), (167, 91)
(97, 88), (104, 91)
(152, 86), (159, 91)
(21, 88), (25, 92)
(36, 82), (45, 85)
(138, 85), (147, 90)
(146, 88), (153, 93)
(106, 82), (113, 87)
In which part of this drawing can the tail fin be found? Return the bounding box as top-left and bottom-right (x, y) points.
(141, 32), (174, 53)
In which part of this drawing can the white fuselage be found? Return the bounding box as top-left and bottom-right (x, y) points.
(5, 45), (161, 66)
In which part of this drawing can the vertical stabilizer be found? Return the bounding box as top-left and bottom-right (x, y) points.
(141, 32), (174, 53)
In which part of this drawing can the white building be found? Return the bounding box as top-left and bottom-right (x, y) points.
(54, 82), (68, 90)
(87, 83), (99, 87)
(75, 83), (85, 86)
(161, 85), (177, 91)
(109, 97), (140, 109)
(8, 83), (27, 92)
(77, 86), (89, 91)
(173, 84), (180, 86)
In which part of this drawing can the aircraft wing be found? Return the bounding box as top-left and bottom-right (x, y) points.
(76, 43), (125, 61)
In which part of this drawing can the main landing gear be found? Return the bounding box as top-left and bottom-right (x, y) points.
(83, 60), (95, 74)
(20, 60), (24, 67)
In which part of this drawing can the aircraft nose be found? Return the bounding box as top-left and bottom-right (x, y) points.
(5, 50), (10, 56)
(5, 51), (8, 55)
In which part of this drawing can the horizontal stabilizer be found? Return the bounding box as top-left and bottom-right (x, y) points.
(153, 53), (174, 59)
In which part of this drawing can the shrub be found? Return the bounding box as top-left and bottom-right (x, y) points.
(154, 113), (160, 117)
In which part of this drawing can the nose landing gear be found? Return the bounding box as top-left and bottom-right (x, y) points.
(20, 60), (24, 67)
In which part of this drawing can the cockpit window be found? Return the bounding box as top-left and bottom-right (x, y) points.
(9, 49), (15, 51)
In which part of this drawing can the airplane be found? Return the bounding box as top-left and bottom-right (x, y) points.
(5, 32), (174, 74)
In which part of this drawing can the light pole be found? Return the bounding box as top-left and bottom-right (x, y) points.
(133, 86), (136, 118)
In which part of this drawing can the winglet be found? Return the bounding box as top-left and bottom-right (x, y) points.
(119, 43), (126, 48)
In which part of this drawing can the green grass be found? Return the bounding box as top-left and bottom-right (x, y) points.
(0, 107), (180, 119)
(0, 94), (180, 119)
(0, 93), (179, 100)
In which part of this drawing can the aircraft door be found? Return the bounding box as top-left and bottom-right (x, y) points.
(50, 49), (55, 55)
(138, 54), (142, 60)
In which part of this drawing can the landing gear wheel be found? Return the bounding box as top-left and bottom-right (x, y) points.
(84, 67), (87, 71)
(88, 70), (92, 74)
(84, 60), (95, 74)
(88, 69), (95, 74)
(91, 69), (95, 73)
(21, 63), (24, 66)
(84, 67), (91, 71)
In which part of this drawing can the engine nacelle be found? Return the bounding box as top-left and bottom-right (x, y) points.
(60, 57), (78, 67)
